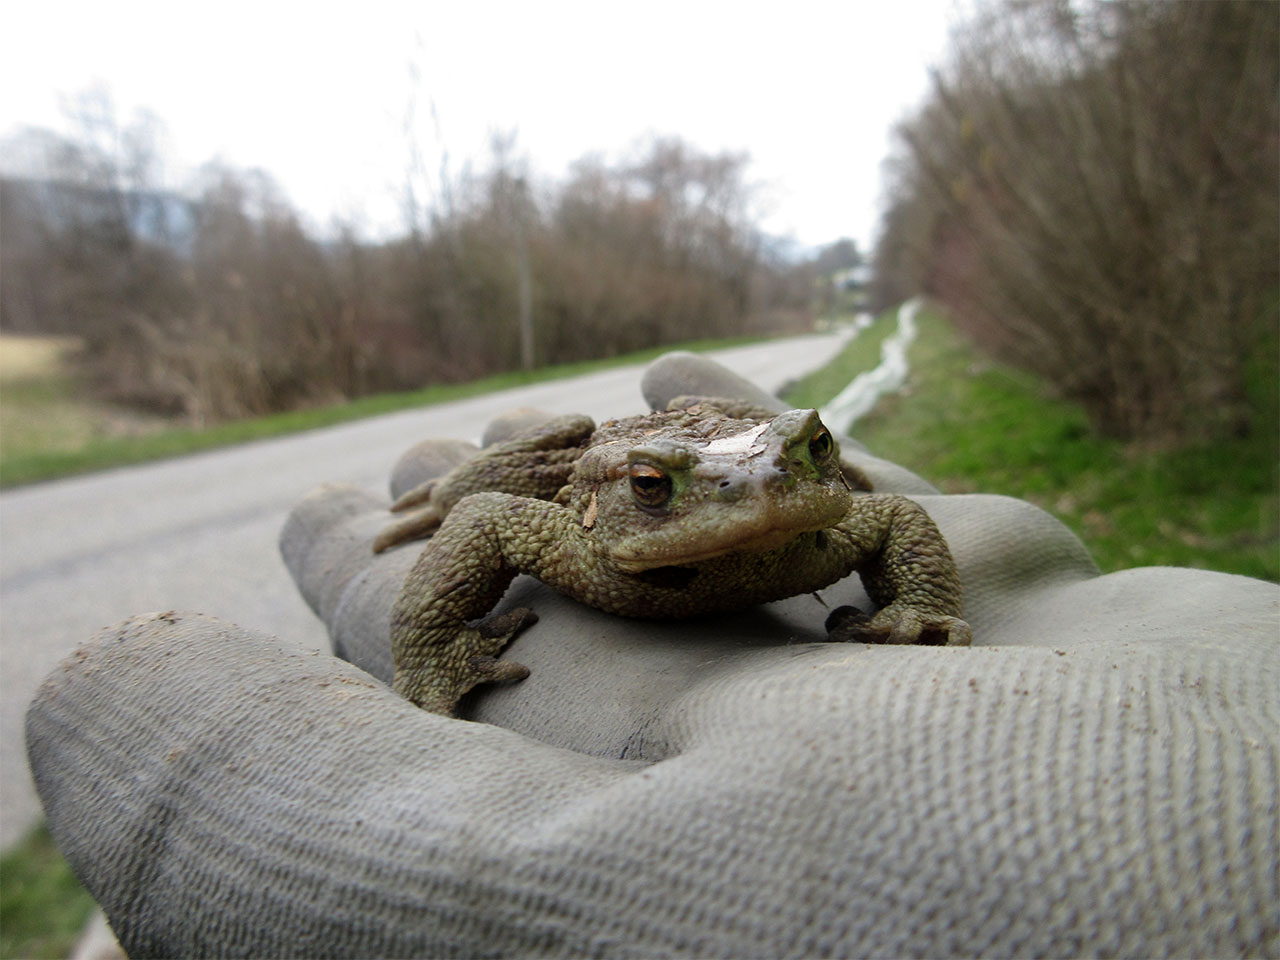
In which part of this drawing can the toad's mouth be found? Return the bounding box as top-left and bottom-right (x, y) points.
(608, 519), (831, 573)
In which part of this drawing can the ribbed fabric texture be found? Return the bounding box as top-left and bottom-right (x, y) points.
(25, 353), (1280, 958)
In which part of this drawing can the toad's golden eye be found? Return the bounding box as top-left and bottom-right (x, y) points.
(629, 463), (672, 508)
(808, 427), (834, 464)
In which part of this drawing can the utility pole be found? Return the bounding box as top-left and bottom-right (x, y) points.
(512, 176), (534, 370)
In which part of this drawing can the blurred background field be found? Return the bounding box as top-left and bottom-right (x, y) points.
(0, 333), (171, 463)
(0, 334), (91, 452)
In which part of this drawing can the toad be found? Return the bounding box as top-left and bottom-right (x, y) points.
(375, 398), (970, 715)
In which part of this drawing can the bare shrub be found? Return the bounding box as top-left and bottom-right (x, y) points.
(873, 0), (1279, 443)
(380, 135), (807, 384)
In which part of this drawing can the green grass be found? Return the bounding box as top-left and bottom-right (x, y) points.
(0, 824), (97, 960)
(786, 308), (1279, 582)
(0, 334), (769, 489)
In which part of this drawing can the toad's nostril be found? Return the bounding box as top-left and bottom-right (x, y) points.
(717, 478), (747, 501)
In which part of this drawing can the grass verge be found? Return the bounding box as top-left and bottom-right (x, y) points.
(0, 334), (771, 489)
(0, 824), (97, 960)
(785, 308), (1278, 582)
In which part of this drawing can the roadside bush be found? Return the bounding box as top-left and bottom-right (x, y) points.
(872, 0), (1279, 444)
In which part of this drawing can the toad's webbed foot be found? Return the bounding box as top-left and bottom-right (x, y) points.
(825, 604), (972, 647)
(393, 606), (538, 715)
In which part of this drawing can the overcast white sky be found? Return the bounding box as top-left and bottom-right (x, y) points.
(0, 0), (963, 253)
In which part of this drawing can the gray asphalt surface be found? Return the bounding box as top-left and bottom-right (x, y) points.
(0, 333), (849, 849)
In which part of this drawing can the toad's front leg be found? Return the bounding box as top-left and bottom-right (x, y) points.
(390, 492), (572, 715)
(829, 494), (972, 647)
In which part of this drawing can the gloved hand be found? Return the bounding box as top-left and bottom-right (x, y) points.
(26, 353), (1280, 958)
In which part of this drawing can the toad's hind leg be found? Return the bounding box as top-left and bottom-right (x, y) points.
(374, 413), (595, 554)
(373, 502), (445, 554)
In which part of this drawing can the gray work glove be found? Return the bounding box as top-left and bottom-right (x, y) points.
(26, 353), (1280, 958)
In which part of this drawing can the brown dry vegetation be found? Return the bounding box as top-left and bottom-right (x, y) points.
(1, 100), (817, 425)
(871, 0), (1279, 445)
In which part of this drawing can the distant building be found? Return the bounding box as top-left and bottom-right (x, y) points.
(1, 176), (198, 253)
(832, 263), (872, 292)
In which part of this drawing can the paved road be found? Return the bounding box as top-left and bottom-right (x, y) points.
(0, 332), (849, 848)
